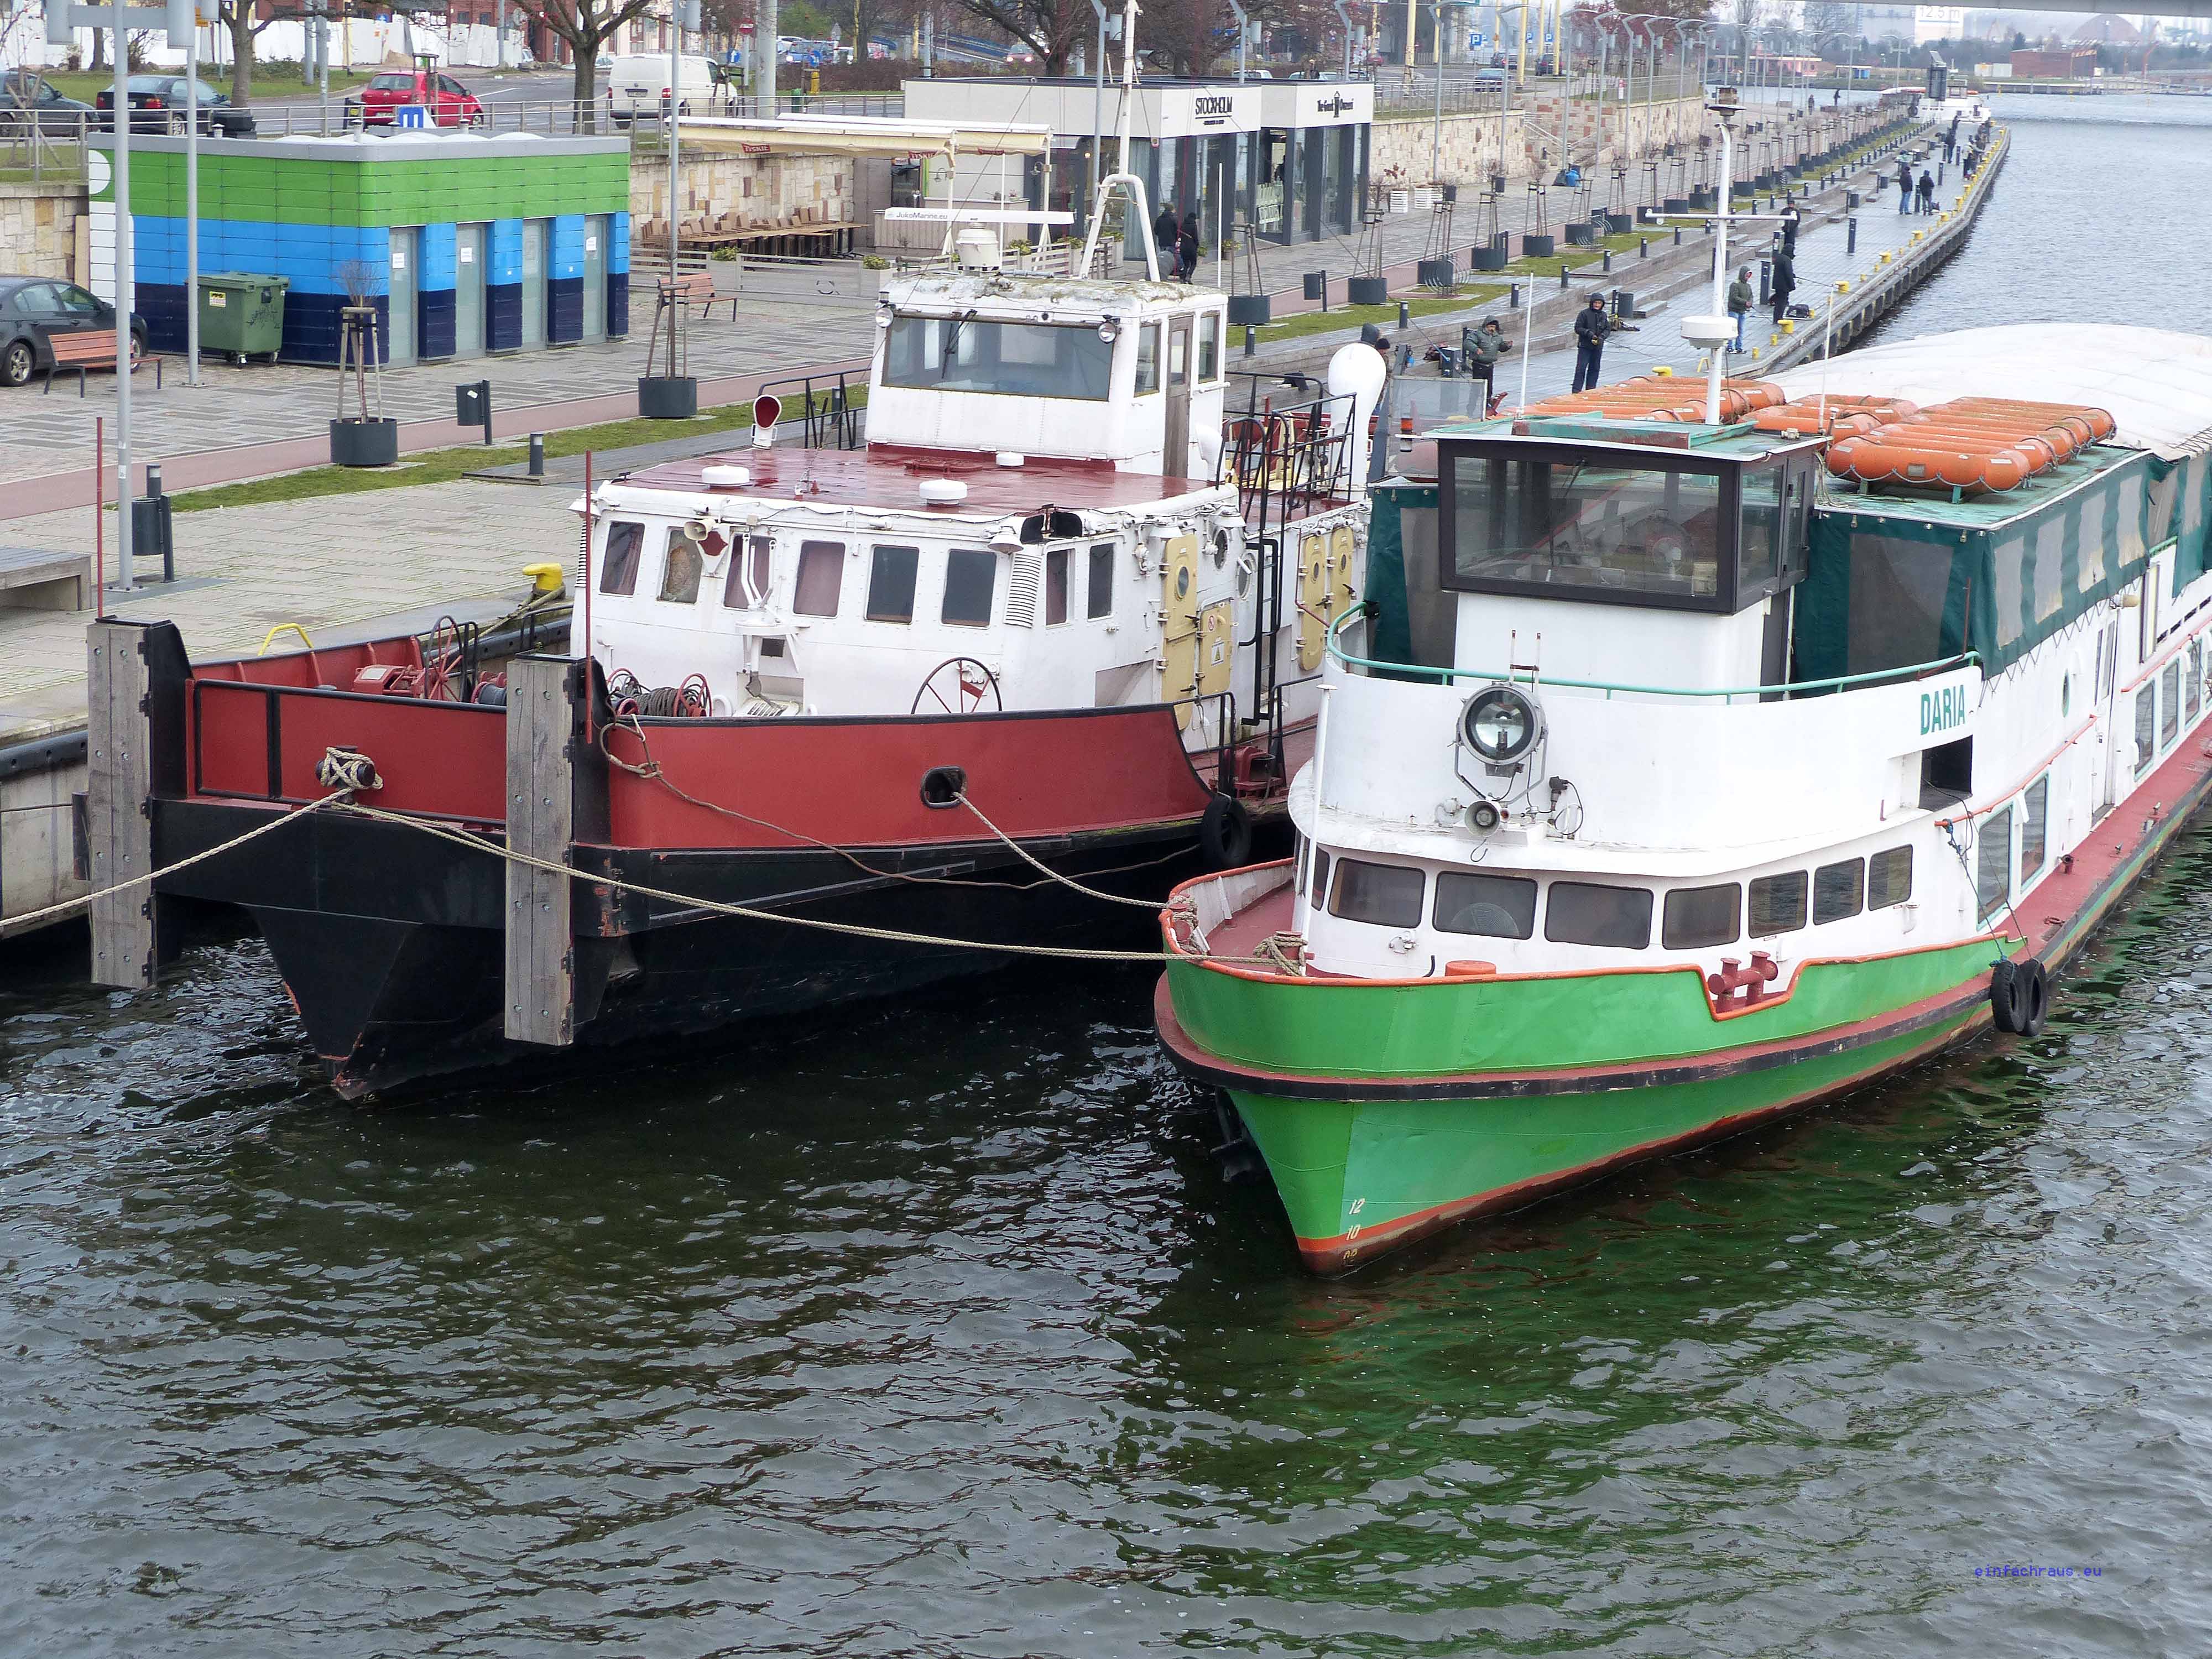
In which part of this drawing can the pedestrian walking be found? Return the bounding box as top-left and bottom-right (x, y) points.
(1769, 247), (1796, 325)
(1726, 264), (1754, 351)
(1917, 169), (1935, 213)
(1152, 202), (1180, 269)
(1896, 156), (1913, 214)
(1463, 316), (1511, 400)
(1571, 292), (1611, 394)
(1177, 212), (1199, 281)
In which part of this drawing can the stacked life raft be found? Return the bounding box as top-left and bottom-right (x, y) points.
(1515, 377), (2117, 495)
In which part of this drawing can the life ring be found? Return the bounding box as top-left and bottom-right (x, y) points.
(1199, 794), (1253, 870)
(1989, 957), (2049, 1036)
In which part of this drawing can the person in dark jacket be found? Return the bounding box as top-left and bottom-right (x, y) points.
(1152, 203), (1180, 269)
(1917, 168), (1936, 213)
(1769, 247), (1795, 324)
(1726, 264), (1754, 350)
(1177, 211), (1200, 280)
(1463, 316), (1512, 398)
(1571, 293), (1610, 393)
(1945, 112), (1960, 163)
(1896, 156), (1913, 213)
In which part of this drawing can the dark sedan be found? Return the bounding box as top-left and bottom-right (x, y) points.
(0, 70), (95, 137)
(0, 275), (148, 388)
(96, 76), (257, 137)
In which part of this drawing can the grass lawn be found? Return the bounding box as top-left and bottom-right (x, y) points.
(167, 394), (859, 515)
(1255, 285), (1511, 344)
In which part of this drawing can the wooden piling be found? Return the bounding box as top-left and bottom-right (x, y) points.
(504, 655), (584, 1047)
(86, 619), (155, 989)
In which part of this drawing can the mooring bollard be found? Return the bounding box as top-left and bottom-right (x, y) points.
(528, 432), (546, 477)
(1559, 262), (1569, 290)
(1399, 300), (1410, 330)
(1639, 236), (1648, 259)
(1510, 280), (1522, 310)
(1674, 226), (1682, 247)
(1244, 324), (1256, 357)
(1603, 250), (1613, 274)
(1847, 217), (1858, 254)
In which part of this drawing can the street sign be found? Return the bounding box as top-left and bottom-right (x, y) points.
(395, 103), (427, 128)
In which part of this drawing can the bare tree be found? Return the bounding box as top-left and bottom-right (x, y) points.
(213, 0), (284, 107)
(512, 0), (671, 112)
(942, 0), (1087, 72)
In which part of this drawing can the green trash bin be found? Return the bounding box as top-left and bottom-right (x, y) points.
(196, 273), (289, 365)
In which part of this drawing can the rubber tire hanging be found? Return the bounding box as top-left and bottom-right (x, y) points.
(1989, 957), (2049, 1037)
(1199, 794), (1254, 871)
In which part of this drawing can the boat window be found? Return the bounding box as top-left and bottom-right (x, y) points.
(1739, 463), (1781, 596)
(867, 545), (919, 623)
(1749, 870), (1808, 935)
(657, 536), (704, 604)
(1433, 872), (1537, 938)
(941, 548), (995, 627)
(1045, 547), (1070, 625)
(2135, 685), (2156, 773)
(1168, 325), (1188, 388)
(2161, 660), (2180, 747)
(1867, 846), (1913, 909)
(793, 540), (844, 616)
(1976, 806), (2013, 919)
(1088, 542), (1115, 618)
(1813, 858), (1865, 924)
(1328, 859), (1425, 928)
(1663, 883), (1741, 950)
(722, 534), (771, 608)
(1447, 453), (1725, 604)
(1545, 881), (1652, 949)
(2189, 641), (2203, 722)
(883, 315), (1112, 400)
(599, 519), (645, 595)
(1135, 323), (1161, 395)
(2020, 775), (2048, 884)
(1837, 532), (1955, 677)
(1305, 846), (1331, 900)
(1197, 312), (1219, 383)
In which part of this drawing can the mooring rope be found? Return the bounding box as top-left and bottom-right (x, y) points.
(952, 793), (1177, 911)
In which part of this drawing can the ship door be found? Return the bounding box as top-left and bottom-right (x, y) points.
(1197, 600), (1235, 700)
(2092, 617), (2121, 817)
(1165, 315), (1193, 477)
(1162, 533), (1202, 728)
(1328, 523), (1357, 617)
(1295, 531), (1330, 670)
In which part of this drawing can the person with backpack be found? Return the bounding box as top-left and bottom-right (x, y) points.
(1152, 202), (1180, 269)
(1177, 211), (1200, 281)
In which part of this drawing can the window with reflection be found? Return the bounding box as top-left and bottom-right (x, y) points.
(1867, 847), (1913, 910)
(1545, 882), (1652, 949)
(1813, 859), (1865, 924)
(1045, 547), (1071, 625)
(599, 520), (645, 596)
(941, 549), (995, 627)
(1663, 884), (1741, 950)
(884, 315), (1113, 400)
(792, 540), (844, 617)
(1329, 859), (1425, 927)
(722, 534), (771, 609)
(867, 545), (920, 623)
(1448, 453), (1725, 602)
(1739, 463), (1781, 596)
(1434, 872), (1538, 938)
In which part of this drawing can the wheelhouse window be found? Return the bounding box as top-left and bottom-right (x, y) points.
(941, 549), (996, 627)
(1197, 312), (1220, 383)
(1045, 547), (1071, 625)
(1433, 872), (1537, 939)
(792, 540), (845, 617)
(1813, 858), (1865, 925)
(1328, 859), (1425, 927)
(1135, 323), (1161, 395)
(1662, 884), (1741, 950)
(1446, 451), (1726, 606)
(883, 315), (1113, 399)
(1087, 542), (1115, 618)
(657, 535), (704, 604)
(1867, 847), (1913, 909)
(599, 519), (645, 595)
(1739, 463), (1781, 596)
(1749, 871), (1808, 935)
(722, 534), (771, 608)
(2020, 775), (2048, 884)
(1545, 882), (1652, 949)
(1976, 807), (2013, 919)
(867, 545), (920, 623)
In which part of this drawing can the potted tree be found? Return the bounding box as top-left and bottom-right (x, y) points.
(329, 263), (397, 467)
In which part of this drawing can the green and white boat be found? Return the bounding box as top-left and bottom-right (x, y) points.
(1155, 325), (2212, 1273)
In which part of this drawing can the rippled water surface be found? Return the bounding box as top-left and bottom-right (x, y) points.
(7, 103), (2212, 1658)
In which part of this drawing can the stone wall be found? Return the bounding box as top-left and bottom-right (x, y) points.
(0, 182), (85, 282)
(629, 152), (854, 246)
(1372, 93), (1715, 190)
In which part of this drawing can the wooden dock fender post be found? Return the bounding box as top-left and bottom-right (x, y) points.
(86, 619), (186, 990)
(504, 654), (592, 1047)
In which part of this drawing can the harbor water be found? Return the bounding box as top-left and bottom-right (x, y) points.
(6, 97), (2212, 1656)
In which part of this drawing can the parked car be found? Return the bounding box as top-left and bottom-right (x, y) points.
(607, 54), (730, 124)
(0, 275), (148, 388)
(0, 70), (95, 137)
(95, 76), (257, 136)
(347, 69), (487, 127)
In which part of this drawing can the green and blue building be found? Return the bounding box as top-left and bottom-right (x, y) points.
(89, 132), (632, 366)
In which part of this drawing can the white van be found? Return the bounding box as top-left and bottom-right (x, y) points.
(608, 54), (728, 124)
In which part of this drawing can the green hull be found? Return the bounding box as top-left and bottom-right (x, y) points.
(1224, 1013), (1976, 1272)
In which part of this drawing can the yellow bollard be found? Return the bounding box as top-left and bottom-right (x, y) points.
(1782, 320), (1796, 335)
(1653, 365), (1674, 377)
(1835, 278), (1850, 294)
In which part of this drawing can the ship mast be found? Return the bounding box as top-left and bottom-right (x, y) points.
(1078, 0), (1163, 280)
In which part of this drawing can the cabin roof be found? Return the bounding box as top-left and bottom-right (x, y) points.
(1423, 414), (1808, 464)
(884, 270), (1219, 312)
(608, 444), (1219, 515)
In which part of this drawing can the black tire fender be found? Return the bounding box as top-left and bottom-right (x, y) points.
(1989, 957), (2033, 1035)
(2019, 958), (2049, 1037)
(1198, 793), (1253, 871)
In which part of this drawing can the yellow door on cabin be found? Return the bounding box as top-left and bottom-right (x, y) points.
(1197, 600), (1235, 701)
(1161, 533), (1201, 728)
(1329, 523), (1358, 619)
(1295, 531), (1329, 671)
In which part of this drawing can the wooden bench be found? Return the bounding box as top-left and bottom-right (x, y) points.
(0, 546), (95, 612)
(42, 330), (164, 397)
(658, 272), (738, 322)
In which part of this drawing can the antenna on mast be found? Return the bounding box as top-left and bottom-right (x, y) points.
(1078, 0), (1162, 280)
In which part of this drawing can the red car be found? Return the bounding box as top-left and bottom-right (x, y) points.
(349, 69), (486, 128)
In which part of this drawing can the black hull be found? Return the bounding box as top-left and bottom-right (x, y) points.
(153, 800), (1243, 1096)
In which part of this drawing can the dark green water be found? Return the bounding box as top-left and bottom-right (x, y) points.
(3, 820), (2209, 1654)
